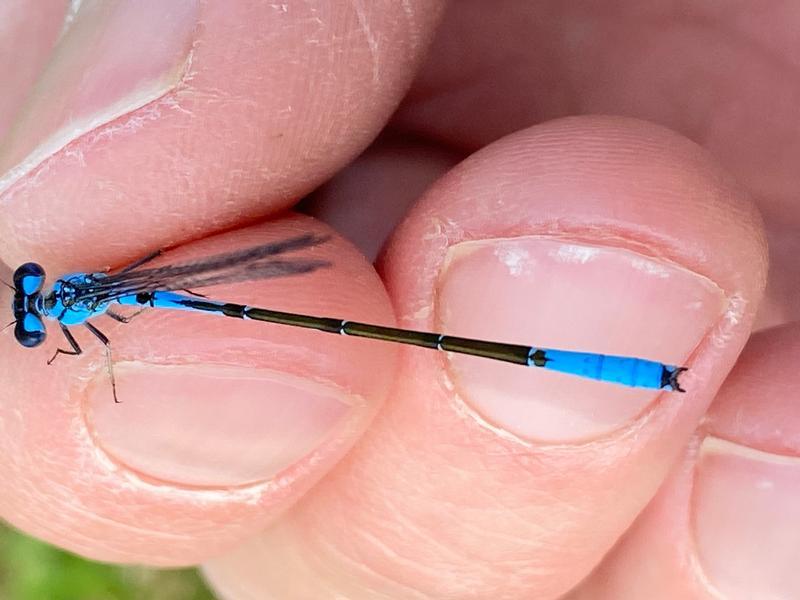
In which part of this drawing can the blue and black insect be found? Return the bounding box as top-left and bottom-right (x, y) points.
(9, 233), (687, 400)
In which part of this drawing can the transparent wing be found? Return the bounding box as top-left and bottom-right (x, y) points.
(73, 234), (331, 303)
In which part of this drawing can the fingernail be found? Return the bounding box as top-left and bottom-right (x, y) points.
(692, 437), (800, 599)
(85, 362), (353, 487)
(0, 0), (199, 191)
(436, 236), (725, 442)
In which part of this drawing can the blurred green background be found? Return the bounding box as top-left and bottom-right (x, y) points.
(0, 524), (216, 600)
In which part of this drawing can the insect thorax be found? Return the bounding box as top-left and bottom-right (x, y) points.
(45, 273), (111, 325)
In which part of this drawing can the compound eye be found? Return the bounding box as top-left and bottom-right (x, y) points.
(14, 314), (46, 348)
(13, 263), (45, 295)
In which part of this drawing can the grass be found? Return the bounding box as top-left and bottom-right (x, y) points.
(0, 524), (216, 600)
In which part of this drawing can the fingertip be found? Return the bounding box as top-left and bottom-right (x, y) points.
(382, 116), (766, 438)
(0, 213), (399, 563)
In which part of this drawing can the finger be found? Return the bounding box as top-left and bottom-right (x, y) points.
(570, 322), (800, 600)
(303, 137), (460, 260)
(0, 0), (446, 269)
(203, 117), (767, 599)
(0, 213), (399, 565)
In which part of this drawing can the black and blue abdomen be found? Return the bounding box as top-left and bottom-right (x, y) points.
(538, 349), (681, 391)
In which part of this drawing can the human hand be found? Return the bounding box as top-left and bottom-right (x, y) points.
(0, 2), (795, 599)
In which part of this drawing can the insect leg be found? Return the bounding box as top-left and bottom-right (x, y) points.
(84, 322), (120, 403)
(47, 325), (83, 365)
(106, 308), (146, 323)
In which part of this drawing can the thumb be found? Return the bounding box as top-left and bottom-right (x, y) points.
(203, 117), (768, 599)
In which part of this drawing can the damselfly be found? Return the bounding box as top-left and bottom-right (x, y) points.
(8, 233), (686, 400)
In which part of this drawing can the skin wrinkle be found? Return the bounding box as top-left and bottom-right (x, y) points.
(353, 527), (449, 578)
(345, 529), (490, 599)
(14, 487), (216, 555)
(376, 505), (472, 565)
(34, 504), (199, 544)
(350, 0), (382, 84)
(274, 518), (429, 600)
(454, 518), (551, 550)
(310, 477), (461, 578)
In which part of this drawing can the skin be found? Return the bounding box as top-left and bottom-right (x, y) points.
(0, 1), (796, 598)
